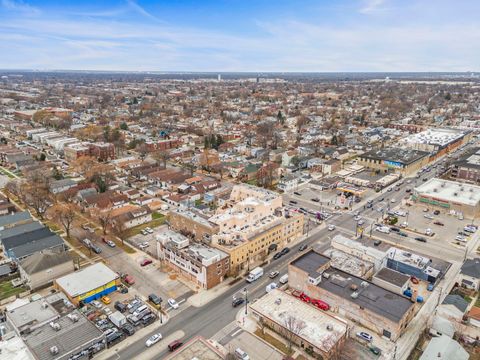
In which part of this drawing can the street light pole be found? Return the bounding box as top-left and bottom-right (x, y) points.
(244, 287), (248, 315)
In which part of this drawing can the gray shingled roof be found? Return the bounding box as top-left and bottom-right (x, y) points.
(461, 258), (480, 279)
(19, 250), (72, 274)
(9, 235), (65, 259)
(1, 227), (53, 250)
(442, 294), (469, 313)
(0, 211), (32, 228)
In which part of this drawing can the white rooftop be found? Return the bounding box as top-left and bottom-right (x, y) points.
(55, 263), (118, 297)
(403, 128), (466, 147)
(250, 289), (347, 353)
(415, 178), (480, 206)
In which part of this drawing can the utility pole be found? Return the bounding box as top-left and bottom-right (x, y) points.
(244, 287), (248, 315)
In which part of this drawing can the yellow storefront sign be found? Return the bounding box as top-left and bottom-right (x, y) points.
(78, 280), (116, 301)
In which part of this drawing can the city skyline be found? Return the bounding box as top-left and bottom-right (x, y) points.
(1, 0), (479, 72)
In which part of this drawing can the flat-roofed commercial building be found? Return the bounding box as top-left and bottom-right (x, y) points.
(400, 128), (472, 157)
(413, 178), (480, 219)
(451, 147), (480, 184)
(54, 263), (120, 306)
(288, 250), (415, 341)
(357, 147), (429, 176)
(250, 289), (347, 359)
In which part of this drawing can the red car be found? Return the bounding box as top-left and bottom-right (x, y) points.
(140, 258), (153, 267)
(299, 292), (311, 303)
(311, 299), (330, 311)
(122, 274), (135, 285)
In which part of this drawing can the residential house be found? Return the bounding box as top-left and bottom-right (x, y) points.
(459, 258), (480, 291)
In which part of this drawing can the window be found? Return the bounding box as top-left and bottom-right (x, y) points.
(382, 329), (391, 339)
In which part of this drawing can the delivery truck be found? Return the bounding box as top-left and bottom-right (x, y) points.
(246, 267), (264, 283)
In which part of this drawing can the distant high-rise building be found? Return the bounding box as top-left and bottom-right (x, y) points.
(217, 74), (221, 81)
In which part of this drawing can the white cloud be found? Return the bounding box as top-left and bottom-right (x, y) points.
(359, 0), (386, 14)
(1, 0), (40, 16)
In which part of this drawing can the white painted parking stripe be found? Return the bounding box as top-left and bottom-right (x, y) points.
(230, 328), (242, 337)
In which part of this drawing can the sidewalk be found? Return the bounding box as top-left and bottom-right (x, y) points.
(95, 314), (173, 360)
(187, 280), (236, 307)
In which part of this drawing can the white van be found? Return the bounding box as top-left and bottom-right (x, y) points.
(266, 282), (278, 293)
(235, 348), (250, 360)
(279, 274), (289, 284)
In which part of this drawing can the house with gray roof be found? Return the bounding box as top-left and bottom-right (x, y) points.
(19, 250), (74, 290)
(459, 258), (480, 291)
(420, 334), (468, 360)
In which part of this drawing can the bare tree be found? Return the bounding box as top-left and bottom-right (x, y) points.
(112, 222), (128, 246)
(52, 203), (77, 238)
(152, 150), (170, 168)
(282, 315), (306, 350)
(94, 208), (113, 235)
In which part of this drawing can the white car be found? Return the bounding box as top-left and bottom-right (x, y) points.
(141, 229), (148, 236)
(328, 225), (336, 231)
(145, 227), (154, 234)
(376, 226), (390, 234)
(390, 199), (396, 203)
(91, 300), (102, 309)
(354, 215), (361, 221)
(357, 219), (365, 225)
(145, 333), (162, 347)
(168, 298), (179, 309)
(424, 214), (433, 220)
(139, 242), (149, 249)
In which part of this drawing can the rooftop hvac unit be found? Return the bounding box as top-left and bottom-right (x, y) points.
(41, 302), (48, 309)
(67, 313), (79, 322)
(454, 192), (458, 196)
(49, 322), (61, 331)
(361, 281), (369, 288)
(326, 324), (333, 331)
(50, 346), (59, 355)
(351, 292), (359, 299)
(323, 272), (331, 279)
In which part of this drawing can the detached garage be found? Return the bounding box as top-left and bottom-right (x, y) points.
(54, 263), (120, 305)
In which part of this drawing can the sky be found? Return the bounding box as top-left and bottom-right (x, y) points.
(0, 0), (479, 72)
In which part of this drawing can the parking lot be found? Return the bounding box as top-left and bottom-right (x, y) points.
(80, 292), (161, 349)
(128, 224), (168, 258)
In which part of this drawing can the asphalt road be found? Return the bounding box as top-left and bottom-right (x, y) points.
(106, 223), (335, 360)
(105, 142), (477, 360)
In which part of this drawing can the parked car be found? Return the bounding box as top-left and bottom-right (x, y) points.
(141, 229), (148, 236)
(121, 323), (136, 336)
(398, 231), (408, 237)
(101, 296), (111, 305)
(356, 332), (373, 342)
(145, 227), (154, 234)
(311, 299), (330, 311)
(328, 225), (336, 231)
(299, 244), (308, 251)
(106, 240), (116, 247)
(139, 242), (149, 249)
(299, 292), (311, 303)
(369, 345), (382, 355)
(140, 258), (153, 267)
(168, 298), (179, 309)
(293, 192), (301, 196)
(142, 313), (156, 326)
(168, 340), (183, 352)
(148, 294), (162, 306)
(374, 240), (382, 246)
(433, 210), (440, 215)
(424, 214), (433, 220)
(115, 301), (127, 313)
(146, 333), (162, 347)
(433, 221), (444, 226)
(273, 252), (282, 260)
(232, 298), (245, 307)
(122, 274), (135, 285)
(415, 237), (427, 243)
(280, 247), (290, 255)
(289, 200), (297, 204)
(391, 227), (400, 233)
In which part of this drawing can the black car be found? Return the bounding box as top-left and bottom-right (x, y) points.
(311, 198), (320, 202)
(280, 247), (290, 255)
(433, 210), (440, 215)
(378, 198), (384, 202)
(142, 313), (156, 326)
(294, 192), (302, 196)
(232, 297), (245, 307)
(268, 243), (278, 252)
(374, 240), (382, 246)
(148, 294), (162, 306)
(289, 200), (297, 204)
(415, 237), (427, 243)
(391, 227), (400, 233)
(114, 301), (127, 313)
(121, 323), (136, 336)
(91, 245), (102, 254)
(273, 252), (283, 260)
(299, 244), (308, 251)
